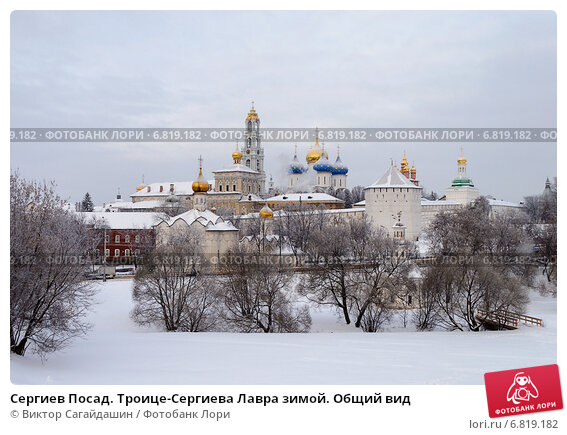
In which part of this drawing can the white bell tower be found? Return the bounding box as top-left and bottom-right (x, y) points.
(242, 102), (265, 193)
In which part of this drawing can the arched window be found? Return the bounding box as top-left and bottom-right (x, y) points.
(114, 249), (120, 257)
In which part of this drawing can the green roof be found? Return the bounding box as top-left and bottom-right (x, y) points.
(451, 178), (475, 187)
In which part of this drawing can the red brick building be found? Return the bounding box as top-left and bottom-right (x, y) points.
(81, 212), (161, 264)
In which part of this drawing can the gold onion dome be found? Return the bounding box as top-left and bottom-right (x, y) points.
(457, 151), (467, 165)
(411, 163), (416, 173)
(306, 135), (323, 164)
(232, 142), (242, 162)
(259, 204), (274, 219)
(192, 167), (209, 194)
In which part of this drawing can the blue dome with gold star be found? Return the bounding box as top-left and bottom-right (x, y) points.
(313, 153), (334, 173)
(331, 153), (348, 175)
(288, 153), (307, 174)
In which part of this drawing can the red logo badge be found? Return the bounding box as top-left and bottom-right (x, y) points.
(484, 364), (563, 418)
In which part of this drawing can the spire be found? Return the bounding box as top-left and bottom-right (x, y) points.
(457, 146), (467, 164)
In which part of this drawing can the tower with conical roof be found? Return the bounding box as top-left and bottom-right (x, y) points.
(364, 161), (422, 241)
(445, 147), (480, 206)
(242, 102), (265, 193)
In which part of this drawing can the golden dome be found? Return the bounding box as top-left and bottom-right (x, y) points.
(400, 153), (409, 169)
(232, 142), (243, 163)
(306, 135), (323, 164)
(259, 204), (274, 219)
(411, 163), (416, 173)
(457, 147), (467, 164)
(136, 174), (146, 191)
(192, 162), (209, 194)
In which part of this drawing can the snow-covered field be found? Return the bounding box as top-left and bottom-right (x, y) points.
(11, 279), (557, 385)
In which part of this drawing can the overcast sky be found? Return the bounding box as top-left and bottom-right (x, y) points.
(10, 10), (556, 204)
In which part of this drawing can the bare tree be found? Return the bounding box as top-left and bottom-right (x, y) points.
(298, 222), (356, 324)
(524, 182), (557, 284)
(425, 263), (528, 331)
(10, 173), (96, 356)
(531, 223), (557, 284)
(131, 228), (219, 331)
(298, 218), (409, 331)
(277, 206), (328, 264)
(358, 302), (393, 332)
(423, 200), (531, 331)
(350, 228), (414, 329)
(412, 272), (439, 331)
(221, 247), (311, 333)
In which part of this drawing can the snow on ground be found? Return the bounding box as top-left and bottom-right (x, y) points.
(11, 279), (556, 385)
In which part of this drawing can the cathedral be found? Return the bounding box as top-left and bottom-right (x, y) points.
(287, 131), (349, 192)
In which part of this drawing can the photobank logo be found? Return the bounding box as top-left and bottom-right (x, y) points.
(484, 364), (563, 418)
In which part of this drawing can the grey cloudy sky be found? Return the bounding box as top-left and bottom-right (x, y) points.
(10, 10), (556, 204)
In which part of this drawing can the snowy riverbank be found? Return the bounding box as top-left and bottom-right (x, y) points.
(11, 279), (556, 385)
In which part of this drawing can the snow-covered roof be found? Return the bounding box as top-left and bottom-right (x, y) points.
(78, 212), (163, 229)
(131, 181), (197, 198)
(421, 199), (460, 206)
(238, 207), (363, 220)
(213, 164), (259, 174)
(239, 193), (263, 202)
(366, 165), (422, 189)
(161, 209), (238, 231)
(488, 198), (524, 208)
(353, 199), (366, 207)
(105, 200), (167, 211)
(264, 193), (343, 202)
(205, 221), (239, 232)
(240, 234), (280, 242)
